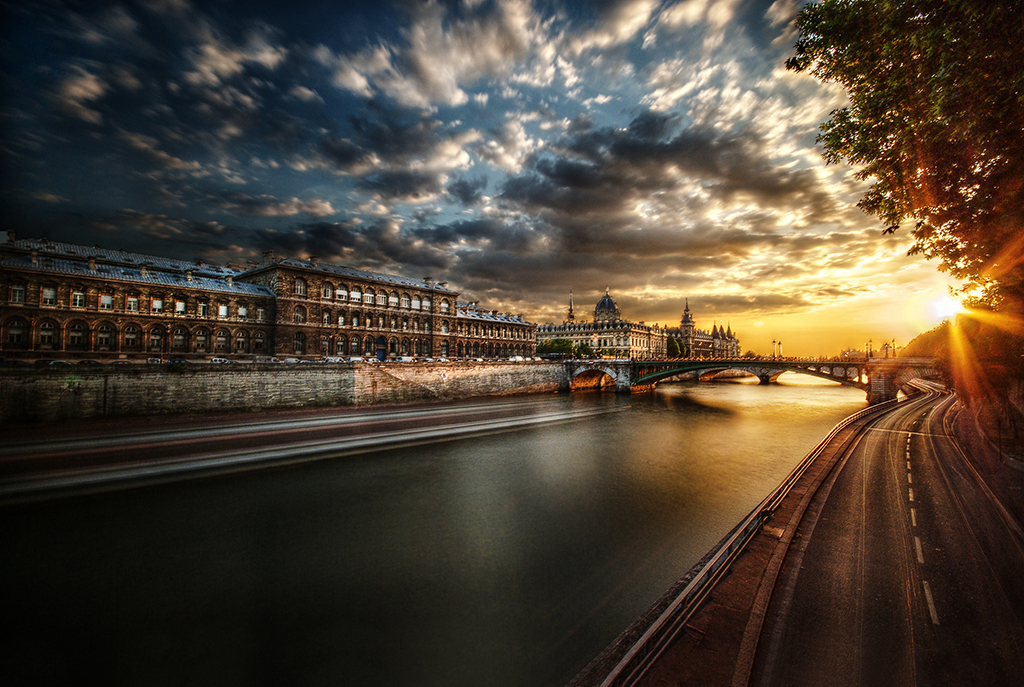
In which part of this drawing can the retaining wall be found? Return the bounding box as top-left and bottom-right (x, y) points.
(0, 361), (568, 425)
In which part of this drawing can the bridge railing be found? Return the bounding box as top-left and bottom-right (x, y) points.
(570, 395), (905, 687)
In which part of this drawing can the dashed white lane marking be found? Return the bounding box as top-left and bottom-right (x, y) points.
(908, 473), (913, 484)
(923, 581), (940, 625)
(915, 536), (925, 564)
(909, 488), (914, 502)
(907, 461), (912, 470)
(911, 508), (917, 527)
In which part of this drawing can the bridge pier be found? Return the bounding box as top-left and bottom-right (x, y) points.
(757, 374), (773, 385)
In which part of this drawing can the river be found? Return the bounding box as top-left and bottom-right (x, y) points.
(1, 376), (866, 687)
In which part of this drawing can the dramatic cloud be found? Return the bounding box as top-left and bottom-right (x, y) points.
(1, 0), (961, 354)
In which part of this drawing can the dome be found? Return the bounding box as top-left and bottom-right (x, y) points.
(594, 287), (620, 322)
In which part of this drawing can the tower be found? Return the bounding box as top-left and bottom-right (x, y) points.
(565, 290), (575, 323)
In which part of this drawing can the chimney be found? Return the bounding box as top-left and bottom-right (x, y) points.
(262, 250), (275, 266)
(310, 255), (318, 267)
(227, 275), (233, 287)
(31, 249), (38, 264)
(3, 230), (13, 243)
(438, 281), (447, 288)
(88, 257), (96, 271)
(186, 270), (193, 282)
(140, 264), (148, 277)
(423, 276), (432, 286)
(246, 260), (258, 269)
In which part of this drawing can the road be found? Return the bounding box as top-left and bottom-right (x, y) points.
(750, 392), (1024, 686)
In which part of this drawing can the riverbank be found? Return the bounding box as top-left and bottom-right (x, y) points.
(571, 393), (1024, 687)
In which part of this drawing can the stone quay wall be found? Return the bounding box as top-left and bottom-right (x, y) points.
(0, 361), (568, 425)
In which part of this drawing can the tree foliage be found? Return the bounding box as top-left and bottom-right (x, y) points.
(787, 0), (1024, 311)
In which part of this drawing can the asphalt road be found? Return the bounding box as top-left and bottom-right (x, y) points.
(751, 393), (1024, 686)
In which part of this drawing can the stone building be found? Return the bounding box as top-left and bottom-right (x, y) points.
(536, 288), (669, 359)
(0, 234), (535, 361)
(665, 300), (740, 358)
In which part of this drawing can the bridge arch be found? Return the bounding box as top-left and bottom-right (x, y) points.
(631, 361), (870, 392)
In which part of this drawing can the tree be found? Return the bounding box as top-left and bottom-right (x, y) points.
(787, 0), (1024, 313)
(666, 336), (682, 358)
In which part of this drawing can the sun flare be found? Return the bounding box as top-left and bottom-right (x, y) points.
(932, 295), (966, 320)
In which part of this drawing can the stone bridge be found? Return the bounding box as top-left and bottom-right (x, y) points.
(564, 357), (939, 405)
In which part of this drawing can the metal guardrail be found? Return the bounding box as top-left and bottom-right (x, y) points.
(582, 396), (904, 687)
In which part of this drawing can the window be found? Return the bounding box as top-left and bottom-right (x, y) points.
(363, 290), (375, 305)
(175, 299), (186, 314)
(337, 286), (348, 302)
(294, 305), (307, 323)
(96, 324), (113, 349)
(42, 287), (56, 306)
(238, 306), (248, 320)
(441, 341), (449, 356)
(389, 293), (399, 307)
(4, 318), (27, 346)
(173, 328), (187, 349)
(440, 299), (450, 314)
(68, 322), (86, 347)
(218, 304), (228, 318)
(403, 318), (409, 331)
(350, 288), (361, 303)
(411, 296), (420, 310)
(127, 295), (139, 312)
(215, 330), (228, 350)
(294, 278), (307, 297)
(39, 321), (55, 346)
(10, 285), (25, 304)
(352, 314), (360, 327)
(235, 331), (247, 352)
(293, 332), (306, 354)
(376, 292), (387, 306)
(151, 298), (164, 314)
(254, 332), (265, 352)
(322, 283), (333, 299)
(198, 302), (209, 317)
(256, 308), (265, 322)
(401, 294), (410, 308)
(196, 330), (208, 351)
(148, 327), (164, 350)
(422, 298), (431, 311)
(323, 311), (332, 325)
(99, 294), (113, 310)
(71, 291), (85, 308)
(124, 325), (140, 349)
(338, 311), (346, 326)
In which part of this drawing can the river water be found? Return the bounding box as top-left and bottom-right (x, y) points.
(2, 376), (865, 687)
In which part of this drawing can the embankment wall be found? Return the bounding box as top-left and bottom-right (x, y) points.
(0, 361), (568, 425)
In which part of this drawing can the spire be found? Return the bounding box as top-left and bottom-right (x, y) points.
(566, 290), (575, 323)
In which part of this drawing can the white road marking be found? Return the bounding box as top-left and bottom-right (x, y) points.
(909, 488), (914, 502)
(908, 473), (913, 484)
(915, 536), (925, 564)
(911, 508), (917, 527)
(923, 581), (940, 625)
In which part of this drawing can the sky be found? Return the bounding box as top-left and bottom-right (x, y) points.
(0, 0), (962, 356)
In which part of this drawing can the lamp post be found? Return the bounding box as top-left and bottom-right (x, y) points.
(772, 339), (777, 359)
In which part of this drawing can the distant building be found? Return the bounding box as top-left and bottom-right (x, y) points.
(0, 233), (535, 361)
(664, 300), (740, 358)
(536, 288), (669, 359)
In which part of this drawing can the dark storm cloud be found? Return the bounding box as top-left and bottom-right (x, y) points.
(355, 170), (445, 202)
(445, 176), (488, 206)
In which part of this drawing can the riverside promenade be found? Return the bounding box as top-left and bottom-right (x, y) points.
(570, 391), (1024, 687)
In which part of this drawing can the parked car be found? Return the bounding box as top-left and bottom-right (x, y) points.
(77, 359), (102, 365)
(345, 356), (363, 363)
(209, 357), (229, 364)
(280, 358), (300, 363)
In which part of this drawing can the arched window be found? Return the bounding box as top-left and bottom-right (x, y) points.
(401, 339), (411, 355)
(322, 282), (333, 299)
(235, 330), (248, 352)
(350, 336), (360, 354)
(96, 323), (115, 350)
(440, 341), (449, 356)
(172, 327), (188, 350)
(3, 317), (28, 350)
(67, 321), (89, 350)
(294, 305), (307, 323)
(440, 299), (450, 314)
(338, 311), (346, 326)
(376, 291), (387, 306)
(350, 286), (361, 303)
(195, 328), (209, 351)
(389, 292), (399, 307)
(254, 332), (265, 352)
(294, 278), (307, 297)
(148, 326), (165, 352)
(441, 320), (449, 334)
(401, 293), (410, 308)
(38, 320), (58, 349)
(215, 329), (229, 350)
(293, 332), (306, 354)
(123, 324), (141, 351)
(323, 310), (332, 325)
(363, 289), (375, 306)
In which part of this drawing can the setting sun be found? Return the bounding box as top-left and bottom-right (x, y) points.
(932, 295), (966, 320)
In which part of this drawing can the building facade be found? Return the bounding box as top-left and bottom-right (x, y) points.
(665, 300), (741, 358)
(0, 234), (535, 361)
(536, 288), (669, 359)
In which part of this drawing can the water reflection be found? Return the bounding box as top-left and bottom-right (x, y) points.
(1, 380), (865, 687)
